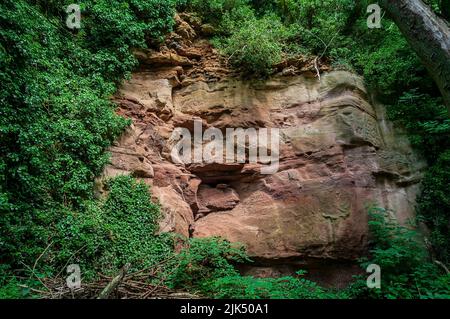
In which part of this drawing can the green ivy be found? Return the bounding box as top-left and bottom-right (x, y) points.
(0, 0), (175, 273)
(166, 237), (250, 292)
(211, 272), (346, 299)
(52, 175), (174, 277)
(214, 14), (289, 77)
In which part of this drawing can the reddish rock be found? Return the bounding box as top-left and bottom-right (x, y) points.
(197, 184), (240, 214)
(101, 15), (425, 270)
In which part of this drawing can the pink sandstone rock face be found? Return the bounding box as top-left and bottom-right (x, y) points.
(100, 15), (425, 281)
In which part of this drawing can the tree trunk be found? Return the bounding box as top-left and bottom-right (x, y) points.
(379, 0), (450, 111)
(441, 0), (450, 21)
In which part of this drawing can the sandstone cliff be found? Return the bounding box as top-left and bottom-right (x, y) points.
(100, 15), (425, 285)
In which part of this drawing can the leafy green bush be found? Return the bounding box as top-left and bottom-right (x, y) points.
(166, 237), (250, 292)
(211, 272), (345, 299)
(217, 4), (257, 35)
(387, 90), (450, 161)
(0, 265), (23, 299)
(355, 30), (423, 97)
(215, 14), (289, 77)
(52, 175), (173, 277)
(99, 175), (171, 272)
(285, 0), (355, 51)
(386, 89), (450, 264)
(0, 278), (23, 299)
(183, 0), (250, 25)
(347, 207), (450, 299)
(84, 0), (175, 50)
(417, 151), (450, 264)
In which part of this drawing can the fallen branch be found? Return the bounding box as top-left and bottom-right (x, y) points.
(20, 261), (51, 293)
(97, 263), (131, 299)
(55, 244), (88, 279)
(435, 260), (450, 274)
(32, 241), (53, 276)
(141, 261), (181, 299)
(226, 45), (247, 65)
(38, 259), (196, 299)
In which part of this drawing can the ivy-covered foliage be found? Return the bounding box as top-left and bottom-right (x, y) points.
(0, 0), (175, 287)
(53, 176), (173, 277)
(0, 174), (175, 297)
(166, 237), (250, 292)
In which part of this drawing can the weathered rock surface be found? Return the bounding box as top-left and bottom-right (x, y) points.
(101, 15), (425, 281)
(197, 184), (240, 216)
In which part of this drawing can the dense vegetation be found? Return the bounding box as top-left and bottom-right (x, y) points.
(0, 0), (176, 295)
(348, 207), (450, 299)
(1, 0), (449, 299)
